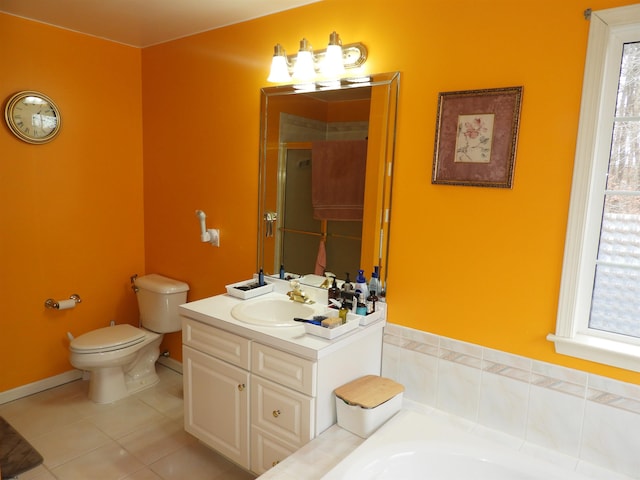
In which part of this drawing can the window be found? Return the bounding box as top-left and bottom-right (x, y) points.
(549, 5), (640, 372)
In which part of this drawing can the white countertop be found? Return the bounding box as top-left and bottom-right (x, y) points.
(178, 291), (385, 361)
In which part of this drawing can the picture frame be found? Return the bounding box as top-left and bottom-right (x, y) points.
(432, 86), (523, 188)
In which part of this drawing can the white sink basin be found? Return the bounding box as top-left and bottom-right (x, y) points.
(231, 297), (322, 326)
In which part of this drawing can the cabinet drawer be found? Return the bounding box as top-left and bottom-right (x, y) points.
(250, 426), (297, 476)
(182, 317), (250, 369)
(252, 342), (316, 396)
(251, 375), (314, 447)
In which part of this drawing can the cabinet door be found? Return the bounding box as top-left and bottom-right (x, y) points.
(183, 345), (250, 469)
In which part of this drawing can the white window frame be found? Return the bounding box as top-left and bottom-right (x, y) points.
(549, 5), (640, 372)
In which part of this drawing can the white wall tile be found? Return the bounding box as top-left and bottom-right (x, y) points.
(436, 359), (480, 421)
(526, 384), (584, 457)
(398, 347), (438, 406)
(478, 370), (530, 438)
(581, 401), (640, 478)
(383, 323), (640, 479)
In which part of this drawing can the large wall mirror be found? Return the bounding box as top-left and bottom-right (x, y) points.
(258, 72), (399, 295)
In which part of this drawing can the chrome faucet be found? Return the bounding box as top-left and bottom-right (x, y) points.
(287, 280), (314, 304)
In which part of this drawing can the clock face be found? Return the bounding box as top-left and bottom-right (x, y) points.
(4, 91), (61, 144)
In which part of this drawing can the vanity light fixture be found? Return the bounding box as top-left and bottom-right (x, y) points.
(267, 32), (367, 84)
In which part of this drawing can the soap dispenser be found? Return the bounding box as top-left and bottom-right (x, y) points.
(342, 273), (353, 293)
(355, 269), (369, 299)
(328, 276), (340, 305)
(368, 266), (381, 299)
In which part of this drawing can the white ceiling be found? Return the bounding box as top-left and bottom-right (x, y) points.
(0, 0), (321, 48)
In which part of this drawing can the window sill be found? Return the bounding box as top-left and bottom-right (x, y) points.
(547, 333), (640, 373)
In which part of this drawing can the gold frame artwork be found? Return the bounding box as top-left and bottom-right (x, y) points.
(432, 86), (523, 188)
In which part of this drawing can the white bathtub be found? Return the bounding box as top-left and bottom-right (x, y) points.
(322, 409), (592, 479)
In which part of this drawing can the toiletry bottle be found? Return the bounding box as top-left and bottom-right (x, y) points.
(340, 291), (354, 315)
(355, 269), (369, 299)
(328, 276), (340, 306)
(279, 264), (285, 280)
(368, 266), (381, 299)
(356, 292), (367, 316)
(258, 268), (265, 286)
(338, 301), (349, 324)
(342, 273), (353, 293)
(366, 289), (378, 314)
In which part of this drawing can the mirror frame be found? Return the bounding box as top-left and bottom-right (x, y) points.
(257, 72), (400, 295)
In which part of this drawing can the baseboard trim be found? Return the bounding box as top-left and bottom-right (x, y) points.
(0, 359), (182, 405)
(0, 370), (84, 405)
(157, 356), (182, 374)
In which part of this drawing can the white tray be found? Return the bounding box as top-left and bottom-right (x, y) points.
(304, 312), (360, 339)
(358, 303), (385, 325)
(225, 280), (274, 300)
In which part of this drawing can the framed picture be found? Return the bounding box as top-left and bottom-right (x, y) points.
(432, 86), (523, 188)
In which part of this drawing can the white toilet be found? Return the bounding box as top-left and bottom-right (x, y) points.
(69, 274), (189, 404)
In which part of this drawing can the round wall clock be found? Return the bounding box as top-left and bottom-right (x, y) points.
(4, 91), (61, 144)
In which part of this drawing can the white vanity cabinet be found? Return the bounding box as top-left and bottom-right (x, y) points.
(179, 293), (384, 476)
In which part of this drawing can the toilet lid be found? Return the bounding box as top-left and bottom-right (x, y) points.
(70, 324), (146, 354)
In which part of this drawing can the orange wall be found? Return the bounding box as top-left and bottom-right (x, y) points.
(141, 0), (640, 385)
(0, 15), (145, 391)
(3, 0), (640, 394)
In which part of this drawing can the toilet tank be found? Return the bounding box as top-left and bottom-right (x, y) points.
(134, 274), (189, 333)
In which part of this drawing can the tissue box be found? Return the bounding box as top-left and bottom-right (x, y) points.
(334, 375), (404, 438)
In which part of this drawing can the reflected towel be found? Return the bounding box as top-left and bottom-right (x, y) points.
(311, 140), (367, 221)
(314, 238), (327, 275)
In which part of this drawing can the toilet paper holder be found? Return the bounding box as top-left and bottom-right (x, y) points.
(45, 294), (82, 310)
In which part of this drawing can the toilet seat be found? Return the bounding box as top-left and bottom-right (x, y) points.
(70, 324), (146, 354)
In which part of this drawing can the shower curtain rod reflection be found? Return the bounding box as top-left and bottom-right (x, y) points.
(280, 227), (360, 242)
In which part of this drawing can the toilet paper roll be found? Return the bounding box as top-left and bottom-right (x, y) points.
(57, 299), (76, 310)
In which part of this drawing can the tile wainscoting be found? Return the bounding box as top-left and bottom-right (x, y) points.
(381, 323), (640, 479)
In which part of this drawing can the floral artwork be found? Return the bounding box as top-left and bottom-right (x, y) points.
(432, 86), (523, 188)
(455, 114), (495, 163)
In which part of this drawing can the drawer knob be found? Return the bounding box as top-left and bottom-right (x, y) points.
(272, 409), (281, 418)
(238, 383), (246, 391)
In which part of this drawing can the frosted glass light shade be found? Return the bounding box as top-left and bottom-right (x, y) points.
(293, 50), (316, 82)
(321, 44), (345, 77)
(268, 55), (291, 83)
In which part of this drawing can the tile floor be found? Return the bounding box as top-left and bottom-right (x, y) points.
(0, 365), (256, 480)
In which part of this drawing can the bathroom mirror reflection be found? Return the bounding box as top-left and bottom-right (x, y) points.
(258, 72), (399, 295)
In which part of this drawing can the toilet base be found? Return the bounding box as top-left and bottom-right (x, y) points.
(85, 336), (163, 404)
(88, 366), (130, 404)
